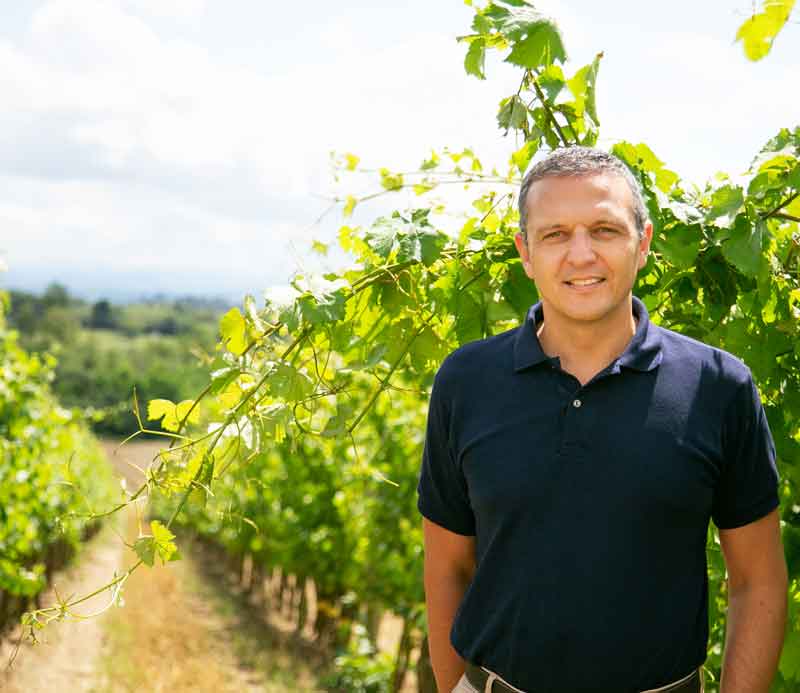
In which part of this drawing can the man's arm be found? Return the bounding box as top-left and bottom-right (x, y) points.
(423, 517), (476, 693)
(718, 508), (788, 693)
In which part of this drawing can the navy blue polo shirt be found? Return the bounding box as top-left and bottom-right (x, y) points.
(417, 296), (779, 693)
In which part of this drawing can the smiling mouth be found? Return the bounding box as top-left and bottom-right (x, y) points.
(564, 278), (605, 286)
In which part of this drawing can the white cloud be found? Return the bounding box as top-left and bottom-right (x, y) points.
(0, 0), (520, 294)
(123, 0), (207, 19)
(30, 0), (161, 73)
(1, 0), (797, 299)
(595, 29), (797, 183)
(0, 173), (301, 275)
(4, 0), (512, 198)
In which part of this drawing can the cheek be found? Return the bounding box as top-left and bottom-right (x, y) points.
(526, 250), (559, 283)
(611, 246), (642, 275)
(527, 256), (551, 285)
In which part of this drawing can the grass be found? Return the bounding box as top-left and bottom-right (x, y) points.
(95, 512), (323, 692)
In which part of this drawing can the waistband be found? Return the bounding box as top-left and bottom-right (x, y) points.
(464, 662), (703, 693)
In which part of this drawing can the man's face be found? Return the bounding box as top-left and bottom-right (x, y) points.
(514, 173), (652, 330)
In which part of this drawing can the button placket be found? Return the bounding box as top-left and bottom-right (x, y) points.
(554, 370), (583, 454)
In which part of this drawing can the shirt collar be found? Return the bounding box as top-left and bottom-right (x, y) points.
(512, 302), (551, 372)
(513, 295), (663, 373)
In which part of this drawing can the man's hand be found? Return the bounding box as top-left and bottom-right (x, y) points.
(718, 508), (788, 693)
(423, 517), (476, 693)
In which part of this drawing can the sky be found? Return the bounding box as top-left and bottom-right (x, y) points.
(0, 1), (797, 303)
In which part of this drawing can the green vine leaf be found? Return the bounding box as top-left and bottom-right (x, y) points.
(536, 64), (565, 101)
(364, 214), (447, 266)
(188, 453), (215, 508)
(147, 398), (199, 432)
(268, 363), (315, 402)
(364, 218), (398, 258)
(736, 0), (795, 61)
(706, 185), (745, 227)
(510, 140), (539, 175)
(780, 627), (800, 681)
(656, 224), (702, 269)
(134, 520), (179, 567)
(379, 168), (404, 191)
(297, 288), (348, 325)
(504, 18), (566, 69)
(464, 37), (487, 79)
(409, 327), (448, 373)
(722, 217), (766, 277)
(220, 307), (247, 356)
(398, 229), (446, 265)
(497, 95), (528, 131)
(343, 195), (357, 218)
(567, 52), (602, 125)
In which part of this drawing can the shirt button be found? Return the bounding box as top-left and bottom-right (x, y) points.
(573, 399), (582, 408)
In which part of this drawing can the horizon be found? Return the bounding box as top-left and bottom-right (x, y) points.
(1, 264), (282, 305)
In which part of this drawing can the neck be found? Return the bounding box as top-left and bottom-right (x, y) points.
(537, 299), (637, 385)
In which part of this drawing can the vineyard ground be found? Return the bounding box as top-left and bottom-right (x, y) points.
(1, 439), (326, 692)
(0, 496), (125, 692)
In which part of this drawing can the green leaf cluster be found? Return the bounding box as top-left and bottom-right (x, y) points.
(5, 288), (222, 437)
(460, 0), (566, 78)
(0, 297), (116, 618)
(460, 1), (601, 153)
(133, 520), (180, 567)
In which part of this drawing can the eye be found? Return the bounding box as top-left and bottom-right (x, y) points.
(594, 226), (619, 236)
(542, 230), (563, 240)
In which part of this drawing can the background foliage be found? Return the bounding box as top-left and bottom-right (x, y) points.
(0, 290), (117, 635)
(6, 286), (222, 435)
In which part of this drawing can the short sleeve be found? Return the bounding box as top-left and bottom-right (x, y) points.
(712, 372), (780, 529)
(417, 368), (475, 536)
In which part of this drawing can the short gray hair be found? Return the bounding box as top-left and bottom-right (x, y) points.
(518, 146), (648, 238)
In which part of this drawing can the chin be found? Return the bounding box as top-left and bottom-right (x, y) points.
(550, 299), (621, 324)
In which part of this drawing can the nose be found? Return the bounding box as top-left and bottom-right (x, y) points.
(565, 227), (596, 265)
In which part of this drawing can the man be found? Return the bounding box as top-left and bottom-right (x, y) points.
(417, 147), (787, 693)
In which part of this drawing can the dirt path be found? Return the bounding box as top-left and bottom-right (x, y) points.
(1, 439), (322, 693)
(0, 508), (125, 693)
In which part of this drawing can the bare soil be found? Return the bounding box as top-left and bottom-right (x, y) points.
(97, 510), (321, 693)
(0, 511), (125, 693)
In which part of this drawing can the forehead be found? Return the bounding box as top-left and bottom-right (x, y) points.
(524, 173), (635, 228)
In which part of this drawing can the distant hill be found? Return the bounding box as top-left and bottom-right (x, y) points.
(0, 264), (280, 305)
(4, 283), (232, 436)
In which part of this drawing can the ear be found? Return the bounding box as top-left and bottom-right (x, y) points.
(514, 232), (535, 279)
(637, 221), (653, 271)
